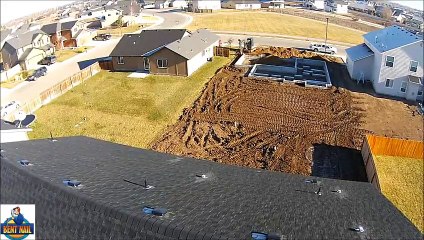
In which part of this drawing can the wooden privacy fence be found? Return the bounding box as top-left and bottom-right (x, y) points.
(361, 134), (424, 190)
(5, 63), (101, 122)
(214, 46), (231, 57)
(366, 135), (423, 159)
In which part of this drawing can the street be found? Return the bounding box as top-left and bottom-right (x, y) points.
(1, 9), (348, 108)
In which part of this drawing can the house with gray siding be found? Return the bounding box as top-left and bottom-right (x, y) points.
(346, 25), (423, 102)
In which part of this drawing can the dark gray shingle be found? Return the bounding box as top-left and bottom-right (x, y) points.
(0, 136), (421, 239)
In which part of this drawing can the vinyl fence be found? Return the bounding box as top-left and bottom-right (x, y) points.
(5, 63), (101, 121)
(361, 134), (424, 190)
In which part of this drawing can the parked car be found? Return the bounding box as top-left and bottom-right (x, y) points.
(1, 101), (20, 118)
(38, 55), (56, 65)
(309, 43), (338, 55)
(92, 34), (111, 41)
(26, 67), (47, 81)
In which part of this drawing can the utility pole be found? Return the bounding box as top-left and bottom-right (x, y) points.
(325, 17), (329, 51)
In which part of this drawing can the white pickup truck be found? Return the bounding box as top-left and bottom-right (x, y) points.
(309, 43), (338, 55)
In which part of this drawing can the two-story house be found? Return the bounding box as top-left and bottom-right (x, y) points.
(41, 21), (86, 50)
(1, 30), (54, 71)
(346, 25), (423, 102)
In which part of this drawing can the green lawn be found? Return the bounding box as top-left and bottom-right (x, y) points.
(188, 11), (364, 44)
(374, 155), (423, 233)
(29, 57), (230, 148)
(55, 47), (93, 62)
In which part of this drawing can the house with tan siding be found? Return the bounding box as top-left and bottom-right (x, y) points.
(1, 30), (54, 71)
(41, 21), (86, 50)
(110, 29), (219, 76)
(346, 25), (423, 102)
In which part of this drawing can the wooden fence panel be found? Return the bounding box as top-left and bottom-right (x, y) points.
(366, 135), (423, 159)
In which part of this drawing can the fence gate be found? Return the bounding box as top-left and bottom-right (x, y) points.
(214, 46), (230, 57)
(99, 60), (113, 70)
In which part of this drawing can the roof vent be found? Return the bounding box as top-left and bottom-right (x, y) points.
(133, 41), (136, 44)
(305, 179), (321, 184)
(63, 179), (81, 187)
(196, 174), (207, 179)
(49, 132), (57, 142)
(251, 231), (281, 240)
(315, 187), (322, 196)
(123, 179), (154, 189)
(332, 189), (342, 193)
(143, 206), (167, 216)
(129, 35), (131, 37)
(350, 226), (365, 233)
(19, 160), (32, 166)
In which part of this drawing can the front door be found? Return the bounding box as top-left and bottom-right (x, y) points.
(143, 57), (150, 72)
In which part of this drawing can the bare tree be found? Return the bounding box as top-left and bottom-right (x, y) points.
(381, 7), (393, 20)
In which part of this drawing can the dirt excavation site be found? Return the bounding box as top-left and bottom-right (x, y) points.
(153, 47), (419, 181)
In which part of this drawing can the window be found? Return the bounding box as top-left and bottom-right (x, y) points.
(418, 90), (423, 96)
(385, 79), (394, 88)
(400, 81), (407, 92)
(410, 60), (418, 72)
(144, 57), (150, 70)
(202, 50), (205, 57)
(157, 59), (168, 68)
(117, 56), (124, 64)
(385, 56), (394, 67)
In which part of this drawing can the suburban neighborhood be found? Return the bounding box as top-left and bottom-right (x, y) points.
(0, 0), (423, 239)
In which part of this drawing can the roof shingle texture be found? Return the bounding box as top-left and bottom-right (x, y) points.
(166, 29), (219, 59)
(0, 136), (421, 239)
(364, 25), (423, 53)
(110, 29), (187, 57)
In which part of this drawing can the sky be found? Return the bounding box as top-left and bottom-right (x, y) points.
(391, 1), (424, 11)
(1, 0), (75, 24)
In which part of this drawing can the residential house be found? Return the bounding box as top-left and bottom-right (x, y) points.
(346, 25), (423, 102)
(155, 0), (170, 8)
(80, 7), (122, 28)
(41, 21), (86, 50)
(1, 30), (54, 70)
(171, 0), (188, 8)
(325, 0), (348, 14)
(305, 0), (325, 10)
(191, 0), (222, 11)
(110, 29), (219, 76)
(0, 29), (12, 70)
(222, 0), (262, 10)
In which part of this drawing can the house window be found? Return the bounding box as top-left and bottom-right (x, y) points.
(157, 59), (168, 68)
(202, 50), (205, 57)
(418, 90), (423, 96)
(400, 81), (407, 92)
(117, 56), (124, 64)
(385, 79), (394, 88)
(144, 57), (150, 70)
(410, 60), (418, 72)
(385, 56), (394, 67)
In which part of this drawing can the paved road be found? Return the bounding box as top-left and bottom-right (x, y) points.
(218, 34), (347, 59)
(1, 10), (349, 108)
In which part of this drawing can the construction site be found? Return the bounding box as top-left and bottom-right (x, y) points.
(153, 47), (370, 181)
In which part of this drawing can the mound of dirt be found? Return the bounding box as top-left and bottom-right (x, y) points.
(251, 47), (344, 63)
(152, 47), (367, 176)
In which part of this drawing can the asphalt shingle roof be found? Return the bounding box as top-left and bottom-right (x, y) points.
(0, 29), (12, 43)
(0, 136), (421, 239)
(346, 43), (374, 62)
(41, 22), (60, 35)
(6, 30), (46, 50)
(165, 29), (219, 59)
(109, 29), (187, 57)
(364, 25), (423, 53)
(61, 20), (78, 30)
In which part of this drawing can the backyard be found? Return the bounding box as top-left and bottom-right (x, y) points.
(188, 11), (364, 44)
(374, 155), (423, 233)
(55, 46), (94, 62)
(29, 57), (230, 148)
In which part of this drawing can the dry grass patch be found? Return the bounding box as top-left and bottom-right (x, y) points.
(55, 47), (93, 62)
(188, 11), (364, 44)
(374, 155), (423, 233)
(29, 57), (230, 148)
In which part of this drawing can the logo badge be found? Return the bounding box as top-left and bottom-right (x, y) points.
(1, 204), (35, 240)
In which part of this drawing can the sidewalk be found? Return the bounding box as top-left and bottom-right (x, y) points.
(212, 30), (356, 47)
